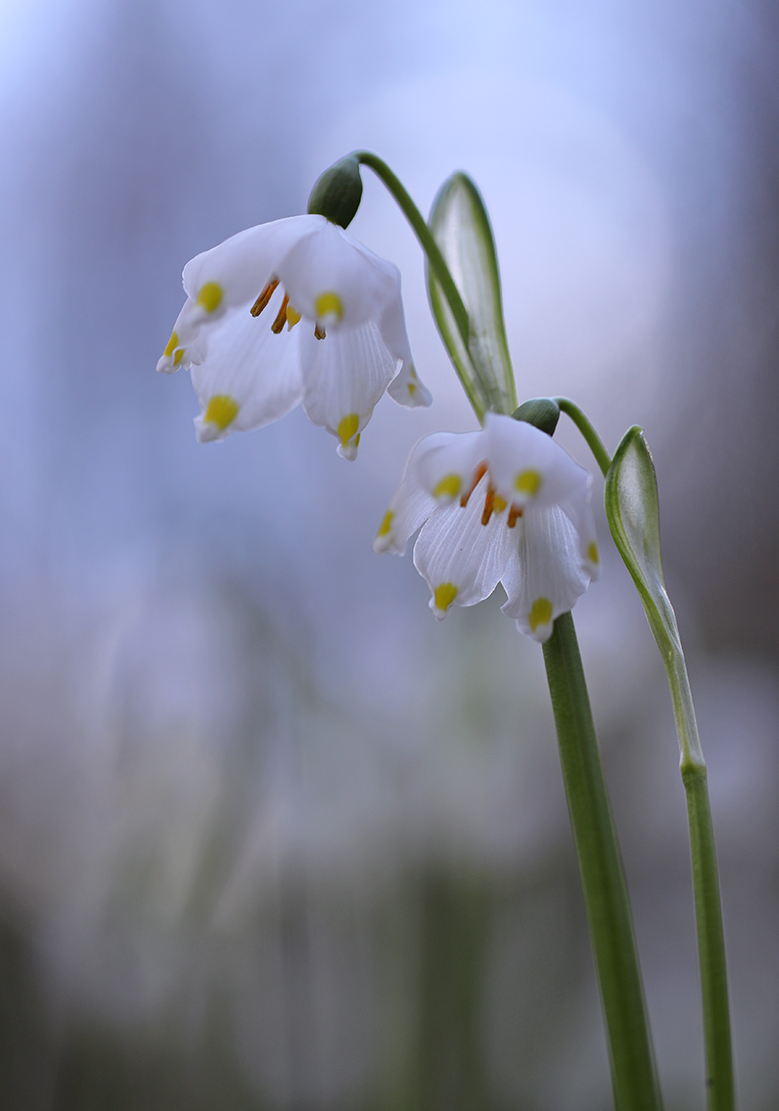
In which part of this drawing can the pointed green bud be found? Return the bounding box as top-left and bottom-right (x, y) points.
(427, 173), (517, 417)
(606, 427), (705, 769)
(512, 397), (560, 437)
(307, 155), (363, 229)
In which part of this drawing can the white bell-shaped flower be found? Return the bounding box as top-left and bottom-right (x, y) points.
(374, 413), (599, 641)
(157, 214), (431, 458)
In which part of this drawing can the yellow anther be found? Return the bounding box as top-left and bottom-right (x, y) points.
(286, 304), (301, 329)
(434, 583), (458, 612)
(173, 348), (185, 366)
(587, 541), (599, 565)
(203, 394), (240, 430)
(377, 510), (394, 538)
(315, 291), (343, 320)
(197, 281), (223, 314)
(163, 331), (179, 357)
(493, 495), (507, 513)
(337, 413), (359, 447)
(433, 473), (462, 500)
(514, 469), (542, 496)
(529, 597), (553, 633)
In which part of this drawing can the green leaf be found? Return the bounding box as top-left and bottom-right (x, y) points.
(426, 173), (517, 416)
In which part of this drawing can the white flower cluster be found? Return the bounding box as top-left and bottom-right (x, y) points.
(158, 215), (430, 459)
(374, 414), (599, 641)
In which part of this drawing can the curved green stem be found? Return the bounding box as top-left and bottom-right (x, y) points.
(354, 151), (484, 420)
(554, 397), (612, 477)
(543, 612), (662, 1111)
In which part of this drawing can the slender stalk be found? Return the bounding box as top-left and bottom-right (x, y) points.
(554, 396), (612, 477)
(543, 612), (662, 1111)
(354, 151), (485, 420)
(661, 639), (734, 1111)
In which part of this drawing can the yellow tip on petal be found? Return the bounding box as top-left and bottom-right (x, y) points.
(315, 291), (343, 321)
(204, 394), (240, 430)
(163, 331), (179, 357)
(337, 413), (359, 447)
(286, 304), (301, 329)
(529, 596), (553, 633)
(377, 509), (394, 538)
(197, 281), (223, 314)
(514, 469), (542, 496)
(587, 541), (599, 565)
(432, 473), (462, 500)
(173, 348), (185, 366)
(433, 583), (458, 613)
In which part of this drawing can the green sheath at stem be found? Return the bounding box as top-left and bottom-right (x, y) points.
(543, 613), (662, 1111)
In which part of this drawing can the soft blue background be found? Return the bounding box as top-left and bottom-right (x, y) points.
(1, 1), (778, 1107)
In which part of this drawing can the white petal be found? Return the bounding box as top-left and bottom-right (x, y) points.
(483, 412), (589, 509)
(182, 215), (323, 321)
(557, 488), (601, 580)
(380, 288), (432, 409)
(190, 291), (304, 443)
(413, 428), (485, 504)
(500, 504), (592, 641)
(156, 298), (207, 373)
(298, 318), (397, 459)
(372, 435), (450, 555)
(276, 222), (400, 329)
(412, 475), (515, 618)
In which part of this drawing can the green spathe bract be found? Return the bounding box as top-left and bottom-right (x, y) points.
(307, 154), (363, 229)
(427, 173), (517, 418)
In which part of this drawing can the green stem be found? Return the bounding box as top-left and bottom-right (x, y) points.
(662, 641), (734, 1111)
(354, 151), (485, 420)
(554, 397), (612, 477)
(543, 612), (662, 1111)
(683, 767), (735, 1111)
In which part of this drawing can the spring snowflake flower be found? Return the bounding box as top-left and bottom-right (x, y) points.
(157, 214), (431, 459)
(373, 413), (599, 641)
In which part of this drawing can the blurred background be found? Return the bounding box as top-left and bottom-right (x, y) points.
(1, 0), (778, 1107)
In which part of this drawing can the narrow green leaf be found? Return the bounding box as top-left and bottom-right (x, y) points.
(426, 173), (517, 416)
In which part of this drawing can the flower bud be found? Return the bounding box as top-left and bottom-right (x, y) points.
(512, 397), (560, 437)
(307, 155), (363, 229)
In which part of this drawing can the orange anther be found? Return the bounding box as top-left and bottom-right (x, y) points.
(481, 484), (496, 526)
(507, 504), (523, 528)
(250, 277), (280, 317)
(271, 292), (290, 334)
(460, 461), (488, 507)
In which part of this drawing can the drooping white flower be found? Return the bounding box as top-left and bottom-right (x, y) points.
(157, 214), (431, 459)
(373, 413), (599, 641)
